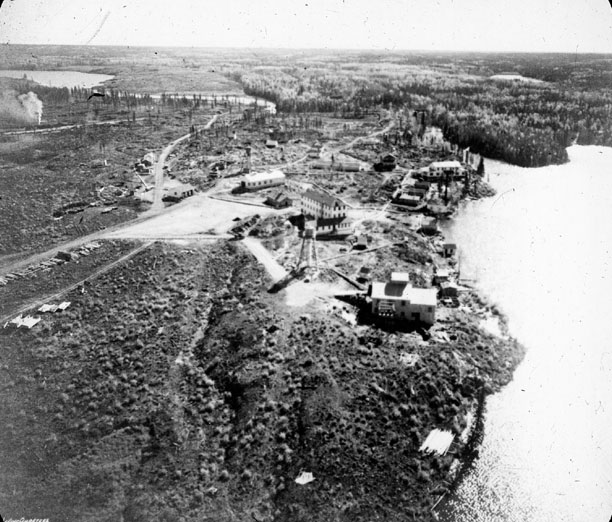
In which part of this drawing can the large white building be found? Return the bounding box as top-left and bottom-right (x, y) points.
(300, 189), (347, 219)
(300, 189), (351, 236)
(420, 160), (464, 181)
(240, 170), (286, 191)
(370, 272), (437, 325)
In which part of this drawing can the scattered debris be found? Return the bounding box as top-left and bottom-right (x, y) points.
(419, 429), (455, 456)
(38, 304), (58, 313)
(295, 471), (315, 485)
(9, 314), (41, 329)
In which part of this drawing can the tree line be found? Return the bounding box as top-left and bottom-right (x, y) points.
(227, 63), (612, 168)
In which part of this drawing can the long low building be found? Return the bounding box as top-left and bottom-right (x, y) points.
(240, 170), (286, 191)
(370, 272), (437, 325)
(162, 183), (196, 202)
(418, 160), (465, 181)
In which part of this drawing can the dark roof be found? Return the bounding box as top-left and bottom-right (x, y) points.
(269, 190), (288, 199)
(382, 282), (408, 297)
(302, 189), (344, 208)
(265, 191), (292, 203)
(316, 216), (349, 227)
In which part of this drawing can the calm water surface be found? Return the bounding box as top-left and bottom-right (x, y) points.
(0, 70), (114, 88)
(441, 145), (612, 521)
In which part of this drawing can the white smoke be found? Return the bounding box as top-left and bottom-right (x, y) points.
(18, 92), (43, 124)
(0, 90), (43, 126)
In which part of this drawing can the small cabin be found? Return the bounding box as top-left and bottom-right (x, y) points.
(55, 251), (74, 262)
(442, 243), (457, 258)
(162, 183), (196, 202)
(354, 235), (369, 250)
(142, 152), (157, 166)
(439, 281), (459, 298)
(373, 154), (397, 172)
(419, 217), (439, 235)
(381, 154), (397, 169)
(357, 266), (372, 283)
(433, 268), (450, 285)
(264, 191), (293, 209)
(393, 192), (422, 207)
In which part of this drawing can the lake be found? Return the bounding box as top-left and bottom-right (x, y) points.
(0, 70), (115, 89)
(439, 145), (612, 521)
(490, 73), (544, 83)
(0, 70), (276, 113)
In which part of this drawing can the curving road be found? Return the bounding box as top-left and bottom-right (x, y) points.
(150, 114), (220, 212)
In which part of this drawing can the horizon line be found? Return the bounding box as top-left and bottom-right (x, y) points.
(2, 42), (612, 56)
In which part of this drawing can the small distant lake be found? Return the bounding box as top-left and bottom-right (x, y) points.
(490, 74), (544, 84)
(0, 70), (114, 89)
(0, 70), (276, 112)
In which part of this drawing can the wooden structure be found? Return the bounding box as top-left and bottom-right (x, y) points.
(370, 272), (437, 325)
(241, 170), (286, 191)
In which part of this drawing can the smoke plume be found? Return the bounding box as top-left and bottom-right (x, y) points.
(18, 92), (43, 124)
(0, 90), (43, 126)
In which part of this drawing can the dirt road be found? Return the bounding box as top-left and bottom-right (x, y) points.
(150, 114), (220, 212)
(106, 195), (276, 239)
(241, 237), (288, 282)
(320, 118), (396, 160)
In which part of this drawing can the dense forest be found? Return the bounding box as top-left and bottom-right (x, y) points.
(226, 54), (612, 167)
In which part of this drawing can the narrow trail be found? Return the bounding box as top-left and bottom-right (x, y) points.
(150, 114), (220, 212)
(241, 237), (288, 282)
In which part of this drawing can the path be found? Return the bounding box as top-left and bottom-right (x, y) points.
(242, 237), (288, 282)
(321, 119), (396, 159)
(150, 114), (220, 212)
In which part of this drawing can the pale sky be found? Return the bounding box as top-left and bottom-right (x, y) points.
(0, 0), (611, 52)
